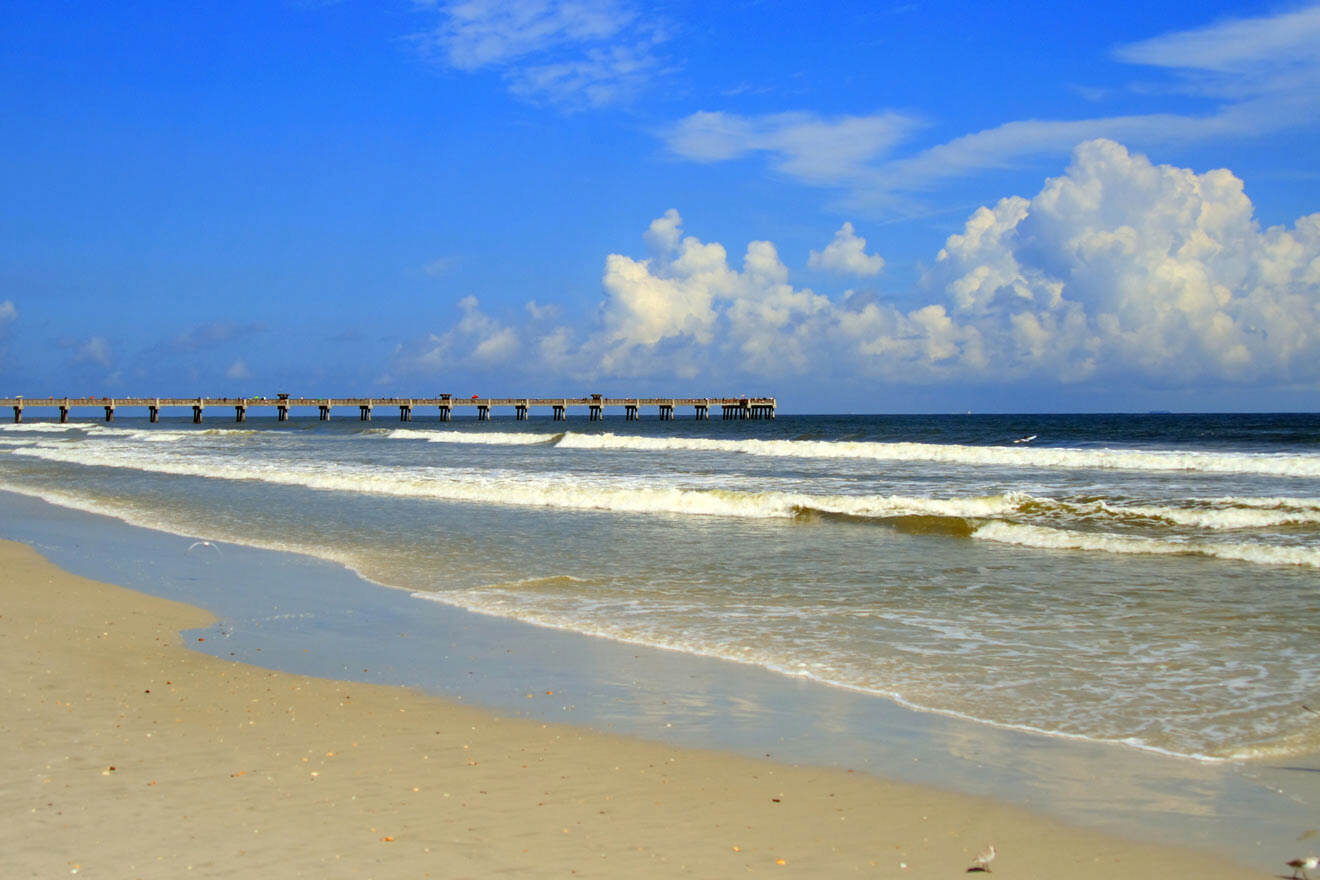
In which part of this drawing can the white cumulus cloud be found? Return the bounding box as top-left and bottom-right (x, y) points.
(926, 138), (1320, 383)
(390, 142), (1320, 394)
(808, 222), (886, 277)
(593, 142), (1320, 387)
(398, 295), (521, 373)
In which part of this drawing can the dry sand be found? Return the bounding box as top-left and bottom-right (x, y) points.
(0, 539), (1272, 878)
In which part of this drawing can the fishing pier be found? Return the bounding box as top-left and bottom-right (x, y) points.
(2, 395), (776, 424)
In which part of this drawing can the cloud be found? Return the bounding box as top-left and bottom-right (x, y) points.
(390, 144), (1320, 392)
(593, 143), (1320, 386)
(396, 295), (521, 373)
(173, 321), (264, 352)
(664, 4), (1320, 202)
(226, 359), (253, 381)
(75, 337), (113, 368)
(595, 211), (833, 376)
(423, 257), (457, 277)
(1113, 4), (1320, 75)
(525, 299), (558, 319)
(925, 139), (1320, 383)
(416, 0), (666, 108)
(0, 300), (15, 323)
(664, 110), (921, 186)
(808, 223), (886, 277)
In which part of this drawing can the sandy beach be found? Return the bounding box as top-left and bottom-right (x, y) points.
(0, 538), (1279, 879)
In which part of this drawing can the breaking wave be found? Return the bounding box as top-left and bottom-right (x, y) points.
(380, 428), (1320, 477)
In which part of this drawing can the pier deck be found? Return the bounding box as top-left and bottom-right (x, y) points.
(2, 396), (776, 423)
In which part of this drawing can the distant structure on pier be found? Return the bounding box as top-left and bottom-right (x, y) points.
(2, 393), (776, 424)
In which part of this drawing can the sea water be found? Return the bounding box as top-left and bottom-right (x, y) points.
(1, 412), (1317, 763)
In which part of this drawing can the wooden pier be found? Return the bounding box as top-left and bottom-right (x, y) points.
(1, 395), (776, 424)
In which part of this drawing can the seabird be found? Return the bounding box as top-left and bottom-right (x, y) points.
(1287, 856), (1319, 880)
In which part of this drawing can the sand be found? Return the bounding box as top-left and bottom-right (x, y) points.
(0, 539), (1274, 878)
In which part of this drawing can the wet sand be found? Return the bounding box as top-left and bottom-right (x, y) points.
(0, 538), (1277, 878)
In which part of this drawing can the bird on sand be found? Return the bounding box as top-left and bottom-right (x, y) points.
(966, 844), (996, 873)
(1287, 856), (1318, 879)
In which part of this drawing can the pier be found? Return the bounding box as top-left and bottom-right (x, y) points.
(2, 395), (775, 424)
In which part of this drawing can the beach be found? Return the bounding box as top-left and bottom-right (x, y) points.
(0, 536), (1278, 878)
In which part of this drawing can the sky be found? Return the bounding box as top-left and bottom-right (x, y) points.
(2, 0), (1319, 413)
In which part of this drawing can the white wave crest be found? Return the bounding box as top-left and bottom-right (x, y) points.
(0, 423), (83, 433)
(1048, 498), (1320, 530)
(386, 428), (560, 446)
(973, 521), (1320, 569)
(551, 432), (1320, 477)
(8, 441), (1027, 521)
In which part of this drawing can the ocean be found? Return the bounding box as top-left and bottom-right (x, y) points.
(1, 411), (1317, 765)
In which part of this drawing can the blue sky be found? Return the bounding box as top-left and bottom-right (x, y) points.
(2, 0), (1318, 412)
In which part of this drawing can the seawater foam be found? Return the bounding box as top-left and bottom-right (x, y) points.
(386, 428), (561, 446)
(384, 429), (1320, 477)
(973, 521), (1320, 569)
(12, 440), (1030, 521)
(15, 439), (1320, 537)
(410, 585), (1256, 763)
(0, 423), (84, 433)
(1045, 497), (1320, 530)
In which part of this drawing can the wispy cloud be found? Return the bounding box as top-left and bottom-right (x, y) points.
(665, 110), (920, 186)
(74, 336), (113, 368)
(664, 4), (1320, 205)
(1113, 4), (1320, 75)
(415, 0), (668, 108)
(172, 321), (265, 352)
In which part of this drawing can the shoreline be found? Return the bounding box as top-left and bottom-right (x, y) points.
(0, 536), (1277, 878)
(1, 489), (1315, 874)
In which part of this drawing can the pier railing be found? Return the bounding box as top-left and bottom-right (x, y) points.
(1, 396), (776, 424)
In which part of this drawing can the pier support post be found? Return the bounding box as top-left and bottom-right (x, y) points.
(658, 403), (673, 421)
(399, 404), (412, 422)
(235, 404), (246, 423)
(360, 404), (372, 421)
(191, 404), (203, 424)
(625, 404), (638, 421)
(319, 404), (330, 421)
(516, 403), (527, 420)
(105, 402), (116, 422)
(477, 404), (490, 421)
(60, 404), (70, 423)
(589, 404), (602, 421)
(149, 401), (159, 423)
(11, 405), (20, 423)
(277, 404), (288, 422)
(553, 404), (565, 421)
(438, 405), (450, 422)
(695, 402), (708, 420)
